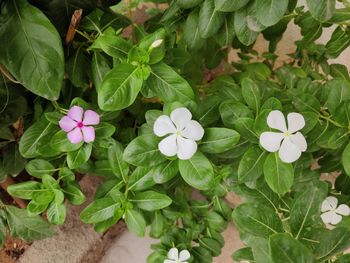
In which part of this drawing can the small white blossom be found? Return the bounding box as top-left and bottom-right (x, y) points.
(164, 248), (190, 263)
(151, 39), (163, 48)
(259, 110), (307, 163)
(153, 107), (204, 160)
(321, 196), (350, 225)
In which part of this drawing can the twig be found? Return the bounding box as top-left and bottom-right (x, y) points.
(65, 9), (83, 45)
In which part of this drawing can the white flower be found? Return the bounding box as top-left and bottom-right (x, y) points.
(321, 196), (350, 225)
(153, 107), (204, 160)
(259, 110), (307, 163)
(164, 248), (190, 263)
(151, 39), (163, 48)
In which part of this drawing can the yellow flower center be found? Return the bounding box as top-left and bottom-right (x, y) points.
(284, 131), (290, 137)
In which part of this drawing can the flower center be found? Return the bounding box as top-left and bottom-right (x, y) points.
(77, 122), (84, 128)
(175, 130), (181, 136)
(283, 131), (290, 137)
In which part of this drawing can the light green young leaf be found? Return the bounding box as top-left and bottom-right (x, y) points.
(131, 191), (172, 211)
(125, 209), (146, 237)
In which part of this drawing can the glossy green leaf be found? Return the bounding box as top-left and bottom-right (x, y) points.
(91, 52), (111, 90)
(25, 159), (55, 178)
(67, 143), (93, 170)
(63, 183), (86, 205)
(123, 134), (166, 167)
(125, 209), (146, 237)
(7, 181), (42, 200)
(0, 0), (64, 100)
(200, 128), (240, 153)
(306, 0), (336, 22)
(50, 130), (83, 152)
(256, 0), (289, 27)
(238, 146), (266, 183)
(131, 191), (172, 211)
(179, 152), (214, 190)
(241, 78), (261, 113)
(108, 140), (129, 180)
(47, 201), (66, 225)
(199, 0), (225, 38)
(214, 0), (250, 12)
(98, 63), (143, 111)
(184, 10), (205, 50)
(151, 160), (178, 184)
(80, 196), (119, 224)
(342, 143), (350, 176)
(263, 153), (294, 195)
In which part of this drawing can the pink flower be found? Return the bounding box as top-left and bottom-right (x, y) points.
(59, 106), (100, 144)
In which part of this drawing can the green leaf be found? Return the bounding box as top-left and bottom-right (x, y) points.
(98, 63), (143, 111)
(326, 79), (350, 115)
(179, 152), (214, 190)
(215, 12), (235, 47)
(200, 128), (240, 153)
(184, 10), (205, 50)
(219, 100), (253, 128)
(214, 0), (250, 12)
(128, 167), (156, 191)
(125, 209), (146, 237)
(232, 203), (283, 238)
(66, 47), (89, 89)
(263, 153), (294, 195)
(151, 160), (179, 184)
(231, 247), (254, 262)
(7, 181), (42, 200)
(25, 159), (55, 178)
(146, 62), (195, 104)
(256, 0), (289, 27)
(270, 233), (315, 263)
(177, 0), (203, 9)
(234, 4), (259, 46)
(241, 78), (261, 113)
(63, 183), (86, 205)
(91, 52), (111, 90)
(50, 130), (83, 152)
(19, 117), (54, 158)
(47, 201), (66, 225)
(5, 205), (55, 242)
(108, 140), (129, 180)
(342, 143), (350, 176)
(123, 134), (166, 167)
(314, 228), (350, 261)
(131, 191), (172, 211)
(245, 236), (272, 263)
(3, 143), (26, 176)
(150, 211), (165, 238)
(199, 0), (225, 38)
(238, 146), (266, 183)
(0, 0), (64, 100)
(67, 143), (93, 170)
(306, 0), (336, 22)
(199, 237), (222, 256)
(0, 216), (6, 247)
(80, 197), (119, 224)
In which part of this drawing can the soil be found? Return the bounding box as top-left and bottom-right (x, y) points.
(0, 236), (28, 263)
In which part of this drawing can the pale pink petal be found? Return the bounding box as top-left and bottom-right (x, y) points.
(83, 110), (100, 126)
(287, 112), (305, 133)
(179, 250), (190, 261)
(67, 127), (83, 144)
(331, 213), (343, 225)
(289, 132), (307, 152)
(82, 126), (95, 143)
(154, 116), (177, 137)
(278, 137), (302, 163)
(177, 136), (197, 160)
(68, 106), (84, 122)
(170, 108), (192, 130)
(321, 211), (334, 224)
(321, 196), (338, 212)
(59, 116), (77, 132)
(336, 204), (350, 216)
(158, 134), (178, 157)
(259, 132), (284, 152)
(267, 110), (287, 132)
(181, 120), (204, 141)
(167, 248), (179, 261)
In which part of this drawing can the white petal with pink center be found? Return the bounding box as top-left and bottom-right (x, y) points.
(154, 107), (204, 160)
(259, 110), (307, 163)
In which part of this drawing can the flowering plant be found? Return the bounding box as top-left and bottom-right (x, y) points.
(1, 0), (350, 262)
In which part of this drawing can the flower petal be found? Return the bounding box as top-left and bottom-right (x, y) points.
(164, 260), (176, 263)
(59, 116), (77, 132)
(67, 127), (83, 144)
(170, 108), (192, 130)
(321, 211), (334, 224)
(181, 120), (204, 141)
(331, 213), (343, 225)
(177, 136), (197, 160)
(321, 196), (338, 212)
(179, 250), (190, 261)
(336, 204), (350, 216)
(287, 112), (305, 133)
(289, 132), (307, 152)
(278, 137), (302, 163)
(67, 106), (84, 122)
(167, 248), (179, 261)
(267, 110), (287, 132)
(82, 126), (95, 143)
(154, 116), (177, 137)
(158, 134), (178, 157)
(259, 132), (284, 152)
(83, 110), (100, 126)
